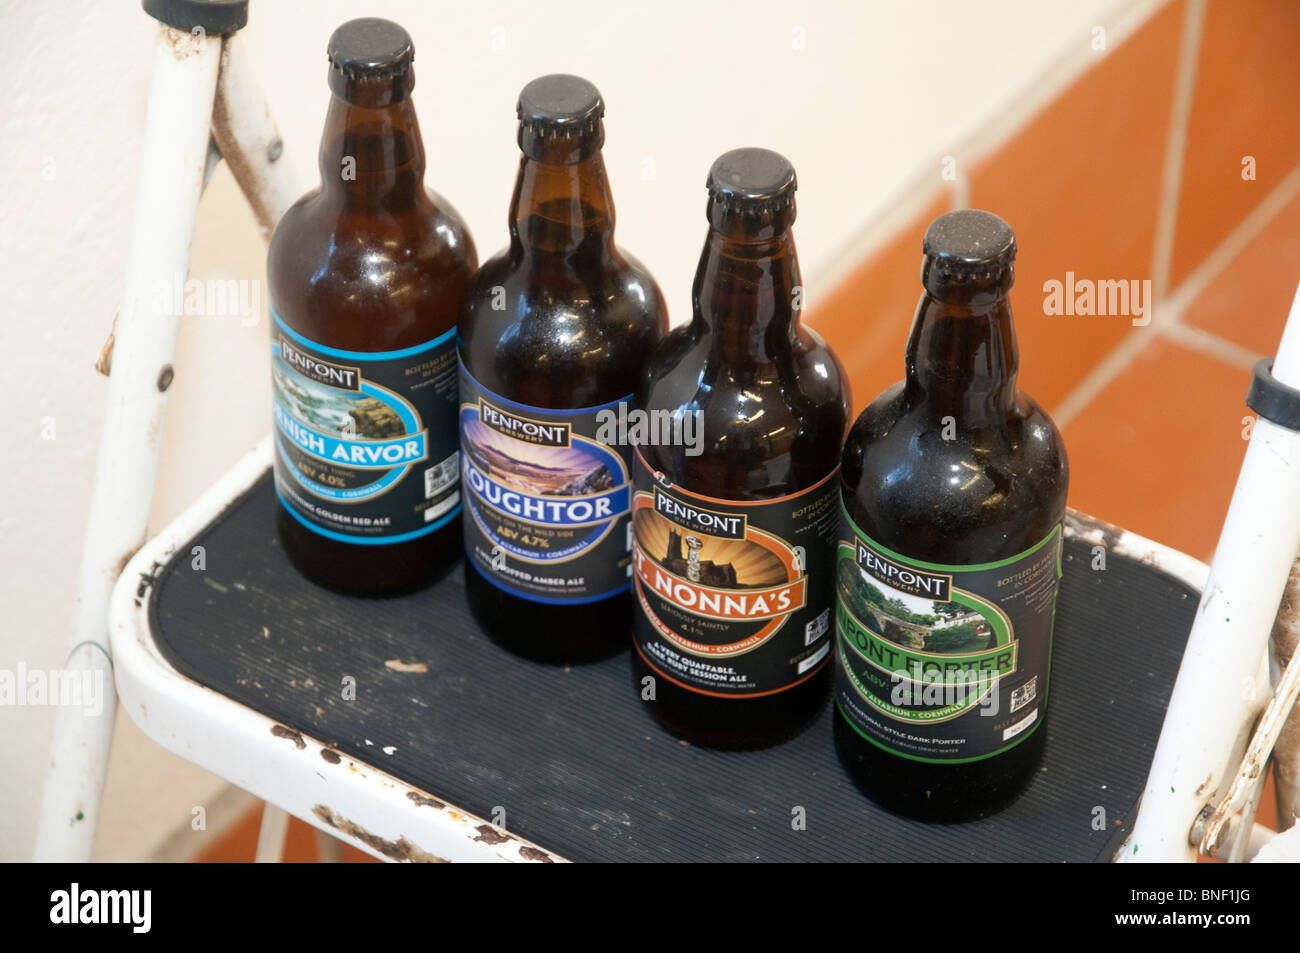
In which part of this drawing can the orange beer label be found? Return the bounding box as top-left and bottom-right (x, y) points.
(631, 448), (839, 698)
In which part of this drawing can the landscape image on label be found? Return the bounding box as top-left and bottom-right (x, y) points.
(838, 557), (995, 654)
(273, 360), (405, 440)
(462, 419), (614, 496)
(635, 509), (786, 589)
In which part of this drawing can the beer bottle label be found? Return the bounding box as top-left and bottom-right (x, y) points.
(834, 503), (1063, 763)
(270, 310), (462, 543)
(631, 450), (839, 697)
(458, 360), (634, 604)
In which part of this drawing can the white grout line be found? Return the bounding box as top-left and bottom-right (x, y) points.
(955, 0), (1170, 168)
(808, 0), (1293, 436)
(1163, 322), (1263, 371)
(1162, 162), (1300, 321)
(1149, 0), (1206, 319)
(1052, 326), (1158, 428)
(806, 0), (1168, 303)
(1054, 161), (1300, 428)
(1052, 0), (1205, 429)
(805, 168), (951, 305)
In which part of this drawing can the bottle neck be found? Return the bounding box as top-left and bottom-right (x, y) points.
(905, 291), (1019, 419)
(695, 230), (801, 365)
(317, 92), (425, 211)
(696, 228), (795, 366)
(509, 152), (615, 257)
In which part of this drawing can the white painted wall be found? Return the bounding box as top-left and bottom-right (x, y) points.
(0, 0), (1140, 860)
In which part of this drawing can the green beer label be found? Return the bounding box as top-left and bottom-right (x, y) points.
(834, 501), (1063, 763)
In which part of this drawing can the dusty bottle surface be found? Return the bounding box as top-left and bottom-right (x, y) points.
(630, 148), (851, 748)
(268, 18), (477, 595)
(833, 209), (1068, 821)
(458, 74), (668, 664)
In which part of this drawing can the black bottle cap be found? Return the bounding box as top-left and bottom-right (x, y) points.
(706, 148), (797, 237)
(327, 18), (414, 103)
(142, 0), (248, 34)
(921, 209), (1016, 296)
(517, 75), (605, 163)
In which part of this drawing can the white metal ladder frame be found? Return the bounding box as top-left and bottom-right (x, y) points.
(33, 10), (301, 861)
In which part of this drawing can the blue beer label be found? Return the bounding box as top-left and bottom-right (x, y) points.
(271, 310), (461, 544)
(458, 359), (633, 604)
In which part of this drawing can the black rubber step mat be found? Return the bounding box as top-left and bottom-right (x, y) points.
(148, 473), (1196, 862)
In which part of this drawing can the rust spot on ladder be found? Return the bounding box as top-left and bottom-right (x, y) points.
(135, 560), (166, 605)
(312, 805), (448, 863)
(474, 825), (511, 846)
(114, 541), (145, 583)
(518, 845), (555, 863)
(406, 792), (446, 810)
(211, 58), (280, 237)
(96, 312), (117, 376)
(1065, 510), (1124, 552)
(270, 724), (305, 749)
(162, 26), (207, 61)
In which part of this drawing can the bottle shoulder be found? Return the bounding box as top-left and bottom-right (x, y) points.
(638, 323), (850, 498)
(643, 322), (849, 414)
(267, 188), (477, 348)
(842, 384), (1068, 561)
(273, 188), (477, 260)
(461, 242), (665, 310)
(459, 246), (668, 355)
(457, 244), (668, 407)
(422, 186), (476, 256)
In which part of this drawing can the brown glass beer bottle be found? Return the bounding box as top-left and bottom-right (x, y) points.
(268, 19), (476, 595)
(833, 209), (1068, 820)
(458, 75), (668, 664)
(630, 148), (851, 747)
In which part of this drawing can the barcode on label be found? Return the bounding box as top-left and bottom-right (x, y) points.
(424, 453), (458, 498)
(1010, 676), (1038, 713)
(805, 608), (829, 645)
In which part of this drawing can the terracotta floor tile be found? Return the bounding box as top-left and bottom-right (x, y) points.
(192, 801), (316, 862)
(1062, 335), (1250, 561)
(340, 840), (383, 863)
(968, 1), (1185, 412)
(195, 801), (376, 862)
(1171, 0), (1300, 288)
(193, 801), (263, 862)
(1258, 770), (1279, 834)
(808, 188), (952, 416)
(1182, 188), (1300, 356)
